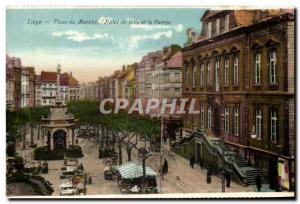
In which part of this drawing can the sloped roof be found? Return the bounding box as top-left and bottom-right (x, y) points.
(201, 10), (225, 21)
(60, 73), (69, 86)
(69, 75), (79, 87)
(41, 71), (56, 82)
(165, 51), (182, 69)
(116, 162), (157, 179)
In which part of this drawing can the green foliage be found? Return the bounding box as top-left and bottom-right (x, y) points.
(6, 107), (50, 143)
(6, 143), (16, 157)
(99, 147), (117, 158)
(34, 146), (64, 160)
(34, 146), (83, 160)
(66, 145), (84, 158)
(67, 101), (160, 139)
(14, 156), (24, 172)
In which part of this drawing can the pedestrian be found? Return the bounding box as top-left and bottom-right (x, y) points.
(190, 156), (195, 169)
(206, 170), (212, 184)
(163, 158), (168, 174)
(255, 174), (262, 192)
(225, 172), (231, 188)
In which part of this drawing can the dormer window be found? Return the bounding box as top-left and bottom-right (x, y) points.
(216, 18), (220, 35)
(208, 22), (212, 38)
(225, 14), (229, 32)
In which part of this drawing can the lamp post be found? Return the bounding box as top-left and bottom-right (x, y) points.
(160, 116), (164, 194)
(221, 149), (225, 193)
(220, 113), (225, 192)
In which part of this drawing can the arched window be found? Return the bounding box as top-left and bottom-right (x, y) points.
(215, 58), (220, 91)
(269, 49), (277, 83)
(270, 109), (278, 142)
(224, 105), (229, 134)
(255, 107), (262, 139)
(234, 106), (239, 136)
(192, 63), (196, 87)
(207, 60), (211, 86)
(200, 63), (205, 86)
(233, 55), (239, 85)
(207, 105), (211, 129)
(224, 56), (229, 86)
(201, 105), (205, 128)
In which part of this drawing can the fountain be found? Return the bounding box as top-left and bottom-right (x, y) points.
(41, 64), (77, 150)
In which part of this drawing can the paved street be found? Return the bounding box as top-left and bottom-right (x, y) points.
(15, 131), (271, 196)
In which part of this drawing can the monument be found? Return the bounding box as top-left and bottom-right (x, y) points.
(41, 64), (76, 150)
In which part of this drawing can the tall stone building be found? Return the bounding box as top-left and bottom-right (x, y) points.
(38, 65), (80, 106)
(68, 72), (80, 101)
(136, 51), (164, 110)
(20, 68), (29, 108)
(35, 75), (42, 107)
(182, 9), (295, 190)
(6, 55), (22, 111)
(27, 67), (36, 108)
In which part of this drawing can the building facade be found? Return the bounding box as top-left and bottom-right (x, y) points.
(136, 51), (163, 108)
(27, 67), (36, 108)
(37, 66), (80, 106)
(68, 72), (80, 101)
(20, 68), (29, 108)
(79, 82), (99, 101)
(182, 9), (295, 190)
(6, 55), (22, 111)
(35, 75), (42, 107)
(40, 71), (57, 106)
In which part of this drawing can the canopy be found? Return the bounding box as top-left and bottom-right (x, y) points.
(116, 162), (157, 179)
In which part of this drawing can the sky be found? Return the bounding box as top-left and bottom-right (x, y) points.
(6, 8), (205, 82)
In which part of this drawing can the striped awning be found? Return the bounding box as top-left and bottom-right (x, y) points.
(116, 162), (157, 179)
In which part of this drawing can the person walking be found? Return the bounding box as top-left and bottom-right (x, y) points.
(206, 170), (212, 184)
(163, 158), (168, 174)
(255, 174), (262, 192)
(225, 172), (231, 188)
(190, 156), (195, 169)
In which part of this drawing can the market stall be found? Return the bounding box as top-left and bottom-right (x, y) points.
(116, 162), (158, 194)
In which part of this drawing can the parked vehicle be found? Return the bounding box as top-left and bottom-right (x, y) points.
(60, 166), (77, 179)
(60, 182), (78, 196)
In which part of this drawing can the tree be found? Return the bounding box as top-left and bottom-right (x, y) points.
(6, 107), (49, 149)
(66, 101), (160, 164)
(14, 156), (24, 173)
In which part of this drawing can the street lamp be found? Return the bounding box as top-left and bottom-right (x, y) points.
(160, 116), (164, 194)
(220, 113), (225, 193)
(221, 149), (225, 193)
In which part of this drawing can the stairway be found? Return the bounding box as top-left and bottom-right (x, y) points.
(211, 140), (268, 185)
(171, 131), (269, 186)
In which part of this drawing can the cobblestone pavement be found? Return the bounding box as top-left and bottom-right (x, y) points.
(15, 132), (270, 196)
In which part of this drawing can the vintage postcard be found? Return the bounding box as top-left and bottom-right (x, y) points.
(5, 6), (295, 199)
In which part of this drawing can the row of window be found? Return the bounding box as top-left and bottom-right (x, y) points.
(207, 14), (230, 38)
(21, 76), (29, 82)
(195, 104), (278, 142)
(224, 106), (240, 136)
(255, 107), (278, 142)
(185, 49), (277, 89)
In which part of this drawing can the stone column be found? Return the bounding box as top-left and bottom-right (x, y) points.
(68, 128), (72, 145)
(72, 128), (75, 146)
(65, 129), (69, 149)
(41, 128), (45, 146)
(50, 135), (54, 150)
